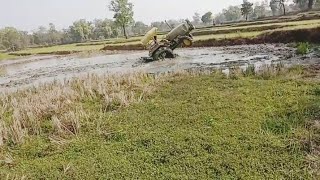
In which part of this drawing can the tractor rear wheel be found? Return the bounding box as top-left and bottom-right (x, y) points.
(152, 47), (174, 60)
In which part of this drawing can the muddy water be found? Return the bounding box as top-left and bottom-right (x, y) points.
(0, 44), (318, 91)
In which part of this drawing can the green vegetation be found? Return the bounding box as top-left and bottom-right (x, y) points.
(11, 44), (105, 55)
(296, 42), (311, 55)
(109, 0), (134, 39)
(241, 0), (254, 21)
(1, 67), (319, 179)
(201, 12), (213, 24)
(0, 53), (16, 60)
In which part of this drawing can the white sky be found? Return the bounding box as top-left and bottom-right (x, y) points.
(0, 0), (264, 31)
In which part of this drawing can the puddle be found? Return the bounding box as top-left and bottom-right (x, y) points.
(0, 44), (318, 91)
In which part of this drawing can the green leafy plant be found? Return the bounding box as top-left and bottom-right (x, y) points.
(296, 42), (310, 55)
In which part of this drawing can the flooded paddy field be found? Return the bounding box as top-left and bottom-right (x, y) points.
(0, 44), (319, 91)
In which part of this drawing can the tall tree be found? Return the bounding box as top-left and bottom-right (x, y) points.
(92, 19), (114, 40)
(278, 0), (286, 15)
(294, 0), (315, 10)
(69, 19), (93, 42)
(308, 0), (314, 9)
(270, 0), (279, 16)
(294, 0), (308, 9)
(223, 6), (242, 21)
(109, 0), (134, 39)
(201, 12), (213, 24)
(241, 0), (254, 21)
(33, 26), (49, 45)
(270, 0), (286, 15)
(48, 23), (62, 44)
(193, 13), (201, 24)
(252, 1), (268, 18)
(1, 27), (29, 51)
(132, 21), (148, 35)
(151, 21), (169, 31)
(214, 13), (226, 24)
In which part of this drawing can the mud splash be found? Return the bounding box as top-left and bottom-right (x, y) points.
(0, 44), (318, 91)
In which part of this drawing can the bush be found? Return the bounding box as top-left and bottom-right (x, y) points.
(296, 42), (310, 55)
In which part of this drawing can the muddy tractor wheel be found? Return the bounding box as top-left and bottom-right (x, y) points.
(152, 47), (174, 60)
(181, 37), (193, 47)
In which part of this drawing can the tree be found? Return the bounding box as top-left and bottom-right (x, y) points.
(252, 1), (268, 19)
(223, 6), (242, 21)
(48, 23), (62, 45)
(295, 0), (315, 10)
(33, 26), (49, 45)
(201, 12), (213, 24)
(166, 19), (181, 28)
(308, 0), (315, 9)
(69, 19), (93, 42)
(1, 27), (29, 51)
(92, 19), (114, 40)
(294, 0), (308, 9)
(270, 0), (286, 16)
(132, 21), (148, 35)
(109, 0), (134, 39)
(278, 0), (286, 15)
(241, 0), (254, 21)
(214, 13), (226, 24)
(316, 0), (320, 7)
(151, 21), (169, 31)
(193, 13), (201, 24)
(270, 0), (279, 16)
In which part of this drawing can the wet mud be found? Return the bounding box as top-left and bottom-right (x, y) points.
(0, 44), (319, 91)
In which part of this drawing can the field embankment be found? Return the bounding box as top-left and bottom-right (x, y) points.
(0, 66), (319, 179)
(193, 27), (320, 47)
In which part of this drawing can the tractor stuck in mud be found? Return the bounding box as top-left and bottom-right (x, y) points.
(141, 20), (195, 61)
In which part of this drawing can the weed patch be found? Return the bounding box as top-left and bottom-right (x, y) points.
(296, 42), (311, 55)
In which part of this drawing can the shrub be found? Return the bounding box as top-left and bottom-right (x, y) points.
(296, 42), (310, 55)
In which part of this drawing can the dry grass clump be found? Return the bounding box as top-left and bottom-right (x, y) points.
(0, 73), (158, 146)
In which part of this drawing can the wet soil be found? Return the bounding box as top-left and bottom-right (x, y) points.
(0, 44), (319, 91)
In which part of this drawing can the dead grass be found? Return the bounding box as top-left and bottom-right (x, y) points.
(0, 73), (160, 146)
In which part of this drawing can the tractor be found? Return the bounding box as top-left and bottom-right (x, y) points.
(141, 20), (195, 61)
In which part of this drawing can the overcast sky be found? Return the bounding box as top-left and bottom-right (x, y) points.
(1, 0), (261, 31)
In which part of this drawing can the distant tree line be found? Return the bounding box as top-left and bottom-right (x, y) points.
(0, 0), (319, 51)
(0, 18), (149, 51)
(197, 0), (319, 25)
